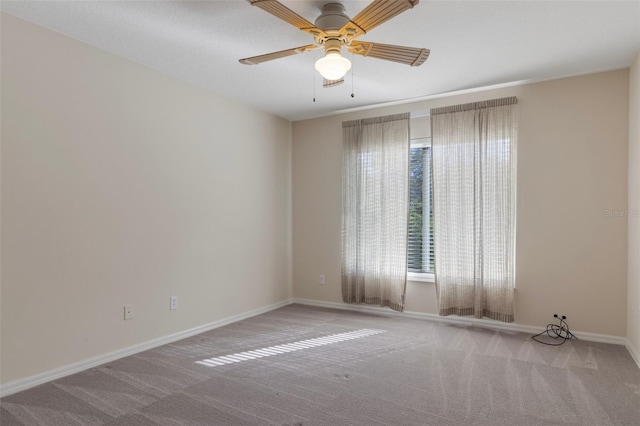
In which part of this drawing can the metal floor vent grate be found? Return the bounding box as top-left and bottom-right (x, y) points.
(196, 328), (385, 367)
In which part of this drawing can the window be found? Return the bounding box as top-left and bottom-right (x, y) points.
(408, 137), (434, 281)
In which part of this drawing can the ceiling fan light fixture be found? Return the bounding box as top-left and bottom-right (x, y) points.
(315, 52), (351, 80)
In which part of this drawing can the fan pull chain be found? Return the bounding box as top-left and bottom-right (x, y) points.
(350, 54), (355, 98)
(313, 64), (316, 103)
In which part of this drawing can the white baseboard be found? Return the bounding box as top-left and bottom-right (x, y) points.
(291, 298), (629, 346)
(0, 299), (291, 398)
(627, 339), (640, 369)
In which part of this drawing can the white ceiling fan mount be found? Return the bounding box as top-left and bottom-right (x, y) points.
(314, 3), (351, 34)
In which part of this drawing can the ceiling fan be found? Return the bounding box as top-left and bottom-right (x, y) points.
(239, 0), (430, 84)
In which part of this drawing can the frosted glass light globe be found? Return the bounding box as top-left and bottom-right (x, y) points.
(315, 53), (352, 80)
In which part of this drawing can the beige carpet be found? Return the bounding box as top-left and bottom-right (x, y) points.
(2, 304), (639, 425)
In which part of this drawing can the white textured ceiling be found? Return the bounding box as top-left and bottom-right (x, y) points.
(2, 1), (639, 121)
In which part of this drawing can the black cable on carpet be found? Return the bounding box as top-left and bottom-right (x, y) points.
(532, 314), (577, 346)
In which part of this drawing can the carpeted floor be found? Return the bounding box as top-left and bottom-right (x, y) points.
(2, 304), (639, 425)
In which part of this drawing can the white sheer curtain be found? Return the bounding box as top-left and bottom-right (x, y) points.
(341, 113), (410, 312)
(430, 97), (517, 322)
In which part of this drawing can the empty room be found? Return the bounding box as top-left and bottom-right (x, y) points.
(1, 1), (639, 425)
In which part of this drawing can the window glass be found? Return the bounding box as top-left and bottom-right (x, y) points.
(408, 138), (434, 274)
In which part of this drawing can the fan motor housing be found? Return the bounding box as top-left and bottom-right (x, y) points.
(314, 3), (350, 31)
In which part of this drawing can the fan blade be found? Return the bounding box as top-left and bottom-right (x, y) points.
(341, 0), (419, 39)
(248, 0), (325, 37)
(323, 77), (344, 88)
(347, 41), (429, 66)
(239, 44), (318, 65)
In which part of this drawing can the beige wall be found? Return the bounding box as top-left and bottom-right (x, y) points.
(629, 53), (640, 354)
(293, 69), (629, 336)
(1, 13), (292, 384)
(1, 9), (634, 390)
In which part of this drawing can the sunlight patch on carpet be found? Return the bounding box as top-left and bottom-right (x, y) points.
(195, 329), (385, 367)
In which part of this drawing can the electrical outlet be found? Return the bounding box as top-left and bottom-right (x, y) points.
(170, 296), (178, 310)
(319, 274), (325, 285)
(124, 305), (134, 320)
